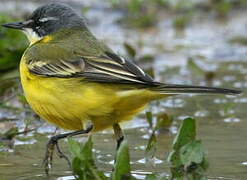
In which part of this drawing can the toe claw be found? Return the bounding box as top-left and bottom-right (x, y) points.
(43, 138), (56, 175)
(55, 143), (71, 168)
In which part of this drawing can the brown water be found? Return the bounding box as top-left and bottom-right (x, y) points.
(0, 0), (246, 179)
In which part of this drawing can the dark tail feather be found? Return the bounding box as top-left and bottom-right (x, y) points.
(151, 83), (242, 95)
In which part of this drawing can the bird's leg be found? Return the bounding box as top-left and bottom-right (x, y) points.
(43, 125), (93, 175)
(112, 123), (124, 172)
(113, 123), (124, 150)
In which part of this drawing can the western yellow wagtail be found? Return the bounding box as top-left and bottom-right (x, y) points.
(2, 2), (241, 174)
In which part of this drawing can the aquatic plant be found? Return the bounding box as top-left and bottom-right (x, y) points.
(68, 117), (208, 180)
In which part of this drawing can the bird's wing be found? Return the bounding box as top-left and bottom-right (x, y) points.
(27, 50), (154, 85)
(26, 45), (241, 95)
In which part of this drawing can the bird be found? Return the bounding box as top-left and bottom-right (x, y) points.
(2, 2), (241, 175)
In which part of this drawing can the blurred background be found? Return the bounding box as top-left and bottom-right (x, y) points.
(0, 0), (246, 179)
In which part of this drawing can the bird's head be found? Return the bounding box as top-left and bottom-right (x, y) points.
(2, 3), (85, 44)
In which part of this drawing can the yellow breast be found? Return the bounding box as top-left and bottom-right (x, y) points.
(20, 57), (117, 130)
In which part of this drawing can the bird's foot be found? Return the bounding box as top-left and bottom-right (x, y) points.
(55, 142), (71, 168)
(43, 136), (71, 175)
(43, 137), (56, 175)
(42, 126), (93, 175)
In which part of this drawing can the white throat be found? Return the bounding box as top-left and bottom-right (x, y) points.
(23, 28), (43, 45)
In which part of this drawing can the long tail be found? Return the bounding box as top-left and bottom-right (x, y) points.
(150, 83), (241, 95)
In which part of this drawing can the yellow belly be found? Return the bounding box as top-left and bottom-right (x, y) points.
(20, 59), (165, 131)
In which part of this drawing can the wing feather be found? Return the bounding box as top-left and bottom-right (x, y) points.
(27, 51), (154, 84)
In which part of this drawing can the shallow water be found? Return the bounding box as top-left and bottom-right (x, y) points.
(0, 0), (246, 180)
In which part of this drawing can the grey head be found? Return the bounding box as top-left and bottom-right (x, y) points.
(2, 3), (86, 43)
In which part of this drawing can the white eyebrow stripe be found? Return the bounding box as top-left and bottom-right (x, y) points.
(23, 19), (34, 25)
(39, 17), (58, 22)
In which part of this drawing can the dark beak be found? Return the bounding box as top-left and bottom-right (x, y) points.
(2, 20), (33, 30)
(2, 21), (25, 30)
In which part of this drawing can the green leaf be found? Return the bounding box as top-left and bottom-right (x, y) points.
(112, 140), (132, 180)
(109, 0), (120, 6)
(80, 136), (94, 161)
(145, 111), (153, 129)
(215, 1), (232, 16)
(229, 36), (247, 46)
(167, 117), (197, 178)
(145, 174), (169, 180)
(180, 140), (204, 168)
(145, 132), (157, 163)
(68, 136), (107, 180)
(187, 58), (205, 76)
(173, 14), (190, 30)
(68, 138), (81, 158)
(72, 157), (84, 178)
(168, 117), (208, 179)
(124, 43), (136, 58)
(3, 127), (18, 140)
(173, 117), (196, 150)
(155, 112), (173, 130)
(127, 0), (143, 13)
(138, 55), (154, 62)
(145, 174), (157, 180)
(167, 150), (182, 167)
